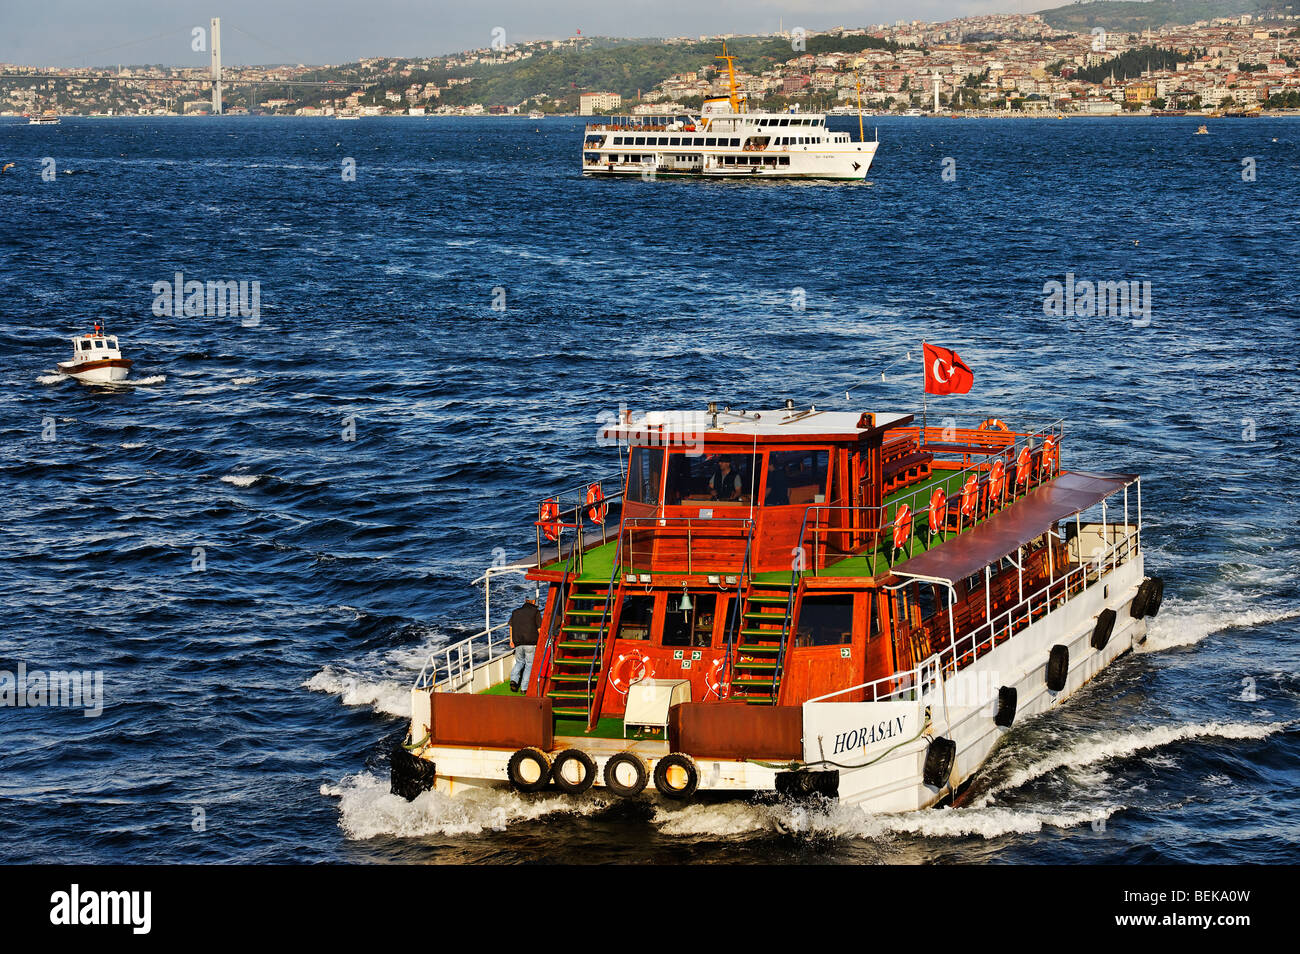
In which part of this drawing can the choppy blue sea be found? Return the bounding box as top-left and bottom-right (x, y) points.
(0, 115), (1296, 863)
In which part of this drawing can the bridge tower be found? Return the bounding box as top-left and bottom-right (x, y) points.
(210, 17), (223, 115)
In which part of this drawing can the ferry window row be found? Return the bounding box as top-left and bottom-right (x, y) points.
(774, 136), (822, 145)
(753, 117), (823, 127)
(720, 156), (791, 166)
(611, 136), (741, 147)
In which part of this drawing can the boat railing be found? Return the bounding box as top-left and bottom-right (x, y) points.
(533, 472), (625, 570)
(619, 516), (755, 577)
(793, 420), (1064, 577)
(807, 526), (1140, 706)
(413, 621), (512, 694)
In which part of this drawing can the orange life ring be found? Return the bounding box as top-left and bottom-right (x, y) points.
(704, 656), (729, 699)
(538, 497), (561, 542)
(928, 488), (947, 534)
(585, 482), (607, 523)
(1041, 436), (1058, 475)
(892, 504), (912, 551)
(988, 459), (1007, 505)
(977, 418), (1009, 432)
(609, 652), (651, 695)
(959, 473), (979, 518)
(1015, 446), (1032, 486)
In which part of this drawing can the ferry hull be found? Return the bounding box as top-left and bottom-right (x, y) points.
(395, 556), (1149, 814)
(583, 145), (877, 182)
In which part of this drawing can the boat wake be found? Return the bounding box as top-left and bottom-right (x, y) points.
(969, 719), (1286, 808)
(324, 772), (603, 839)
(304, 666), (409, 718)
(1141, 598), (1300, 653)
(36, 374), (65, 385)
(652, 799), (1117, 841)
(219, 474), (265, 488)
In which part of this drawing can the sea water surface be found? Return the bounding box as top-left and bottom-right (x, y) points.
(0, 115), (1296, 863)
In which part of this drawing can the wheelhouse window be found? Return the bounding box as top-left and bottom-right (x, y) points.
(765, 449), (828, 506)
(94, 339), (105, 348)
(626, 447), (663, 505)
(661, 593), (716, 648)
(794, 594), (854, 647)
(80, 340), (93, 351)
(664, 452), (761, 505)
(616, 594), (654, 641)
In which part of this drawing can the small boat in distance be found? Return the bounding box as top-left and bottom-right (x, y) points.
(529, 110), (545, 120)
(57, 323), (133, 384)
(1195, 124), (1209, 135)
(27, 112), (61, 125)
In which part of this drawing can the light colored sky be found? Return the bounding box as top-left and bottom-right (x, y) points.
(0, 0), (1043, 67)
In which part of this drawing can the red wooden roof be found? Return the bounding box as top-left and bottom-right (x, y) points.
(892, 471), (1138, 585)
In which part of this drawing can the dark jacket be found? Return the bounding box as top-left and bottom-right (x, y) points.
(509, 603), (542, 646)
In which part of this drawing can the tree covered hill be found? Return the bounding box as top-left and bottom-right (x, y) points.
(1036, 0), (1275, 33)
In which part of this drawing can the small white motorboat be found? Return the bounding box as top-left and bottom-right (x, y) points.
(57, 323), (133, 383)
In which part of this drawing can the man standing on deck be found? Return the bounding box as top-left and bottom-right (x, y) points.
(509, 596), (541, 693)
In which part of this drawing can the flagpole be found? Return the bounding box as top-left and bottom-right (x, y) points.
(922, 339), (928, 443)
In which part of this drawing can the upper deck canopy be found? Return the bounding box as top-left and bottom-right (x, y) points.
(602, 408), (913, 445)
(892, 471), (1138, 585)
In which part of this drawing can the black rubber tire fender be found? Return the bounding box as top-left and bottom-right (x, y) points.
(994, 686), (1018, 728)
(923, 737), (957, 788)
(603, 751), (649, 798)
(1130, 578), (1155, 619)
(551, 748), (597, 795)
(653, 753), (699, 800)
(1046, 644), (1069, 692)
(1146, 576), (1165, 617)
(1092, 608), (1117, 651)
(506, 747), (552, 793)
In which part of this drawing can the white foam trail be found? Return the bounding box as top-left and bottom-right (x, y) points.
(971, 720), (1285, 807)
(323, 772), (603, 839)
(130, 374), (166, 386)
(652, 797), (1117, 840)
(231, 376), (257, 385)
(304, 666), (409, 717)
(220, 474), (263, 488)
(120, 442), (145, 449)
(1141, 601), (1300, 653)
(36, 373), (66, 385)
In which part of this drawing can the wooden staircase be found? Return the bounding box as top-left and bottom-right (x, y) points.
(543, 580), (616, 722)
(729, 581), (795, 705)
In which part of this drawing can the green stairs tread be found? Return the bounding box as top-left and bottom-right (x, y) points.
(556, 642), (600, 651)
(547, 690), (595, 700)
(549, 672), (595, 681)
(747, 596), (791, 605)
(740, 628), (785, 637)
(744, 611), (788, 620)
(566, 609), (609, 617)
(569, 593), (612, 601)
(734, 661), (777, 671)
(737, 644), (781, 654)
(732, 677), (777, 687)
(743, 698), (776, 706)
(552, 707), (590, 718)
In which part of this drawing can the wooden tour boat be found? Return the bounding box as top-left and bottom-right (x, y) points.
(57, 323), (133, 384)
(393, 397), (1163, 813)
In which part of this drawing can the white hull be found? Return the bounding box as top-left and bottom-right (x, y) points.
(583, 142), (878, 181)
(58, 362), (131, 383)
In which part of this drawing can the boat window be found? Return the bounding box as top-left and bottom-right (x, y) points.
(705, 137), (716, 146)
(80, 340), (93, 351)
(661, 593), (716, 648)
(917, 584), (937, 621)
(669, 136), (680, 146)
(794, 594), (854, 647)
(730, 138), (740, 146)
(616, 594), (655, 641)
(626, 447), (663, 505)
(765, 449), (828, 506)
(779, 118), (790, 126)
(664, 451), (762, 506)
(94, 339), (105, 348)
(107, 338), (117, 348)
(634, 136), (645, 145)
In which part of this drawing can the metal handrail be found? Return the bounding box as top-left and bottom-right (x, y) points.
(583, 532), (626, 730)
(806, 527), (1139, 706)
(619, 516), (754, 577)
(414, 621), (512, 693)
(534, 473), (625, 569)
(720, 524), (756, 694)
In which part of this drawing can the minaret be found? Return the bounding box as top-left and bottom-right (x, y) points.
(933, 73), (941, 112)
(210, 17), (223, 115)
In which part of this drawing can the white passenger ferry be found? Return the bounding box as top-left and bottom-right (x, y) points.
(581, 46), (878, 181)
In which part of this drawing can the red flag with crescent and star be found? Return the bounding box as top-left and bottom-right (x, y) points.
(923, 342), (974, 395)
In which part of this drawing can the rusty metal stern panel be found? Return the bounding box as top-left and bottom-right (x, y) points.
(431, 693), (554, 751)
(670, 702), (802, 761)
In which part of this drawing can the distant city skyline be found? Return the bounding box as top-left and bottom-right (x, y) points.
(2, 0), (1041, 67)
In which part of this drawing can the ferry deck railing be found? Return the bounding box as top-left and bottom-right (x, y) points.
(806, 525), (1141, 706)
(794, 420), (1065, 578)
(619, 516), (755, 578)
(414, 622), (512, 694)
(534, 472), (625, 570)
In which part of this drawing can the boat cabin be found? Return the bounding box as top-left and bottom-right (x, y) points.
(517, 405), (1137, 736)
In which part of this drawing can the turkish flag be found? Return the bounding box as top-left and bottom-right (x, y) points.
(923, 343), (974, 395)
